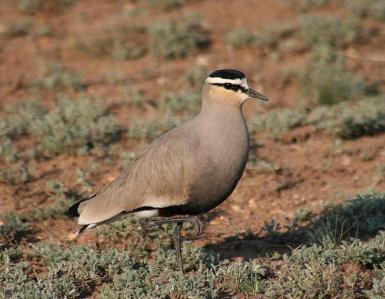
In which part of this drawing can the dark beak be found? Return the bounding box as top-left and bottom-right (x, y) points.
(247, 88), (269, 101)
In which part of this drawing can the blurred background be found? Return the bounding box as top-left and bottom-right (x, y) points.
(1, 0), (385, 297)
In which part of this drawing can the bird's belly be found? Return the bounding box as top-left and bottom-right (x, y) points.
(182, 147), (248, 214)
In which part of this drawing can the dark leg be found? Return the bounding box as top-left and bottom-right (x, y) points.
(173, 222), (184, 273)
(190, 216), (204, 237)
(139, 215), (205, 273)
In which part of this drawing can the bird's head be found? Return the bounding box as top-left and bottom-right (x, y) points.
(203, 69), (268, 106)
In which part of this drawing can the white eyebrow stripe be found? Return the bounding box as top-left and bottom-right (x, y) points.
(206, 77), (248, 89)
(206, 77), (243, 85)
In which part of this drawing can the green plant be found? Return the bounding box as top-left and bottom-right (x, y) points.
(367, 274), (385, 298)
(340, 0), (385, 21)
(146, 0), (188, 11)
(77, 25), (147, 61)
(127, 119), (178, 141)
(184, 65), (208, 89)
(250, 108), (306, 135)
(0, 19), (33, 38)
(122, 86), (145, 108)
(1, 99), (47, 140)
(309, 192), (385, 245)
(300, 60), (368, 105)
(148, 15), (210, 59)
(284, 0), (330, 11)
(161, 90), (201, 114)
(337, 98), (385, 139)
(33, 62), (86, 90)
(17, 0), (80, 14)
(30, 181), (82, 220)
(28, 97), (122, 156)
(0, 213), (32, 246)
(227, 28), (255, 49)
(0, 161), (34, 184)
(300, 15), (360, 48)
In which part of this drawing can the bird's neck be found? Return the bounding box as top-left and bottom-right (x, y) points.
(196, 99), (248, 142)
(199, 99), (243, 120)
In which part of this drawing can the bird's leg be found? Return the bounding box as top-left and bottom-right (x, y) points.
(139, 215), (205, 273)
(173, 222), (184, 273)
(139, 215), (205, 238)
(190, 216), (204, 238)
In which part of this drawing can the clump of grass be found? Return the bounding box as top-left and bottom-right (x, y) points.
(340, 0), (385, 21)
(0, 138), (20, 162)
(0, 213), (32, 247)
(99, 244), (266, 297)
(250, 108), (307, 136)
(284, 0), (330, 11)
(122, 86), (145, 108)
(227, 28), (255, 49)
(77, 25), (147, 61)
(161, 90), (201, 114)
(1, 244), (135, 298)
(264, 232), (385, 297)
(128, 119), (178, 141)
(2, 97), (122, 158)
(146, 0), (188, 11)
(31, 180), (82, 220)
(300, 59), (368, 105)
(148, 14), (210, 59)
(17, 0), (79, 14)
(184, 65), (208, 89)
(2, 191), (385, 297)
(33, 62), (86, 91)
(250, 96), (385, 139)
(337, 97), (385, 139)
(1, 99), (47, 139)
(300, 15), (360, 48)
(308, 192), (385, 245)
(28, 97), (122, 157)
(367, 273), (385, 298)
(0, 19), (33, 38)
(0, 161), (34, 184)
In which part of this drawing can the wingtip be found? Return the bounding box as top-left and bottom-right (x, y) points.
(66, 201), (81, 218)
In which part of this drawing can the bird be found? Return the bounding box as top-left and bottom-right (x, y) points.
(67, 69), (269, 273)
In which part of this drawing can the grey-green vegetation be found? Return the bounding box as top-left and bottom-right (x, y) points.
(250, 96), (385, 139)
(146, 0), (188, 11)
(227, 28), (255, 49)
(32, 62), (86, 91)
(77, 25), (147, 61)
(30, 180), (82, 221)
(300, 15), (360, 48)
(0, 97), (122, 158)
(0, 18), (33, 38)
(340, 0), (385, 21)
(148, 15), (210, 59)
(300, 58), (368, 105)
(284, 0), (330, 11)
(160, 90), (201, 114)
(184, 65), (208, 90)
(17, 0), (80, 14)
(127, 118), (178, 141)
(2, 192), (385, 297)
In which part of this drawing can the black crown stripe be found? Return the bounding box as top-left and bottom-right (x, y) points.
(208, 69), (245, 80)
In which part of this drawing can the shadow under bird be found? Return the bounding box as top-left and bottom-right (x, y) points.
(68, 69), (269, 273)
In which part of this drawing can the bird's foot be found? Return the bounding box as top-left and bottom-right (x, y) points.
(139, 215), (205, 274)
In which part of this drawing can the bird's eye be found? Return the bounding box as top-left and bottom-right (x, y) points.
(224, 83), (232, 89)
